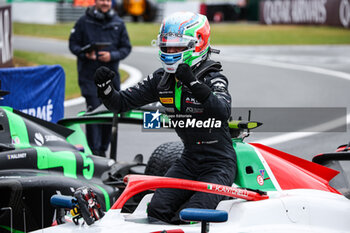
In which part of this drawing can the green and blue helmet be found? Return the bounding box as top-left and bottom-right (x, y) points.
(154, 11), (211, 73)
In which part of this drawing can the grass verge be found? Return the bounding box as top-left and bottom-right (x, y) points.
(13, 22), (350, 45)
(13, 50), (129, 100)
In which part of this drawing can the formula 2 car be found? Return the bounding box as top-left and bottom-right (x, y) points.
(32, 116), (350, 233)
(0, 89), (150, 232)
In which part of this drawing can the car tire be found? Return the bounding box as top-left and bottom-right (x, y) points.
(145, 141), (183, 176)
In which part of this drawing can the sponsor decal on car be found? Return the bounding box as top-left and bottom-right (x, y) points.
(34, 132), (65, 146)
(259, 169), (265, 179)
(45, 135), (64, 142)
(257, 175), (264, 186)
(12, 136), (20, 145)
(34, 132), (45, 146)
(214, 184), (249, 198)
(7, 152), (27, 160)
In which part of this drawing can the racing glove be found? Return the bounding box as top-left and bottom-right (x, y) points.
(175, 63), (211, 103)
(94, 66), (115, 98)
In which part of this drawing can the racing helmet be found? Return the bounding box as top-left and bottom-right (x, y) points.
(154, 11), (211, 73)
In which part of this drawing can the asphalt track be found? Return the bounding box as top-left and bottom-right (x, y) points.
(13, 35), (350, 162)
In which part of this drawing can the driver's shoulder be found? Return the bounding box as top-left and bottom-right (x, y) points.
(149, 68), (165, 81)
(203, 71), (228, 87)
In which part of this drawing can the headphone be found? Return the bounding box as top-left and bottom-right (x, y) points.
(89, 7), (115, 21)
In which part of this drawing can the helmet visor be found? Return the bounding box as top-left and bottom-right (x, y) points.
(156, 33), (197, 50)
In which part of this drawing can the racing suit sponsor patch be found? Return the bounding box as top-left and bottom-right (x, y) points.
(165, 107), (175, 113)
(185, 97), (201, 105)
(159, 91), (173, 94)
(160, 97), (174, 104)
(185, 107), (204, 113)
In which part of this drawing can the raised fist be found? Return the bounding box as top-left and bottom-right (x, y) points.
(175, 63), (196, 87)
(94, 66), (115, 97)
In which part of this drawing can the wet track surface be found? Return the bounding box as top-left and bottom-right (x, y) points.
(14, 36), (350, 162)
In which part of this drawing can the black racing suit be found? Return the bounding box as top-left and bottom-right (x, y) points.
(100, 60), (236, 224)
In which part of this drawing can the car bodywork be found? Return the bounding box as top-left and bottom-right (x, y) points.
(32, 134), (350, 233)
(2, 98), (350, 233)
(0, 105), (147, 232)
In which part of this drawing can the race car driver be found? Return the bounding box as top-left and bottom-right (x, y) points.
(94, 11), (237, 224)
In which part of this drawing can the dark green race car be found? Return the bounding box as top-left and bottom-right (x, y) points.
(0, 94), (148, 232)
